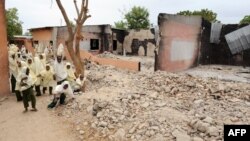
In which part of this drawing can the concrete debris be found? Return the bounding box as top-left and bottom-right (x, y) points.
(192, 137), (204, 141)
(54, 63), (250, 141)
(203, 116), (214, 124)
(112, 128), (126, 141)
(150, 134), (165, 141)
(79, 130), (84, 135)
(172, 129), (191, 141)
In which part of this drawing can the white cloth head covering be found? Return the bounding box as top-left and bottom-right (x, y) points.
(66, 62), (76, 82)
(9, 44), (19, 52)
(9, 50), (16, 56)
(57, 43), (64, 57)
(17, 60), (27, 68)
(53, 81), (74, 98)
(66, 62), (71, 67)
(8, 51), (17, 77)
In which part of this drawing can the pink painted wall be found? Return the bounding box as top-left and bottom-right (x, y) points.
(157, 14), (201, 72)
(0, 0), (10, 96)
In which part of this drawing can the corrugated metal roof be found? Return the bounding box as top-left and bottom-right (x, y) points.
(210, 22), (222, 44)
(225, 25), (250, 54)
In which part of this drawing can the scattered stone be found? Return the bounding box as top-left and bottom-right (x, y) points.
(99, 121), (108, 127)
(76, 126), (81, 131)
(141, 102), (150, 108)
(203, 116), (214, 124)
(129, 126), (137, 134)
(55, 63), (250, 141)
(193, 99), (204, 105)
(150, 130), (155, 136)
(172, 130), (191, 141)
(113, 128), (126, 141)
(96, 111), (103, 118)
(83, 122), (88, 126)
(86, 105), (93, 114)
(79, 130), (85, 135)
(158, 117), (166, 122)
(207, 127), (219, 136)
(150, 134), (165, 141)
(79, 136), (84, 140)
(149, 92), (158, 99)
(157, 102), (167, 107)
(151, 126), (160, 131)
(192, 137), (204, 141)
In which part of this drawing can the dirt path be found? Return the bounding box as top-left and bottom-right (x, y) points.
(0, 95), (77, 141)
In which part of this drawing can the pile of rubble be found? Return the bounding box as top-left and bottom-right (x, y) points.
(97, 51), (120, 59)
(56, 64), (250, 141)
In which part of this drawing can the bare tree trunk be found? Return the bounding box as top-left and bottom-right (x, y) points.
(0, 0), (10, 96)
(56, 0), (90, 76)
(65, 40), (83, 75)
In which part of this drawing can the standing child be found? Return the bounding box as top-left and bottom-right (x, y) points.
(38, 64), (56, 95)
(19, 67), (37, 112)
(65, 62), (76, 86)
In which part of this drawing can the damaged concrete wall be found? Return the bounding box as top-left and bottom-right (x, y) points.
(123, 29), (156, 57)
(156, 13), (202, 72)
(111, 28), (126, 55)
(199, 20), (250, 66)
(57, 25), (112, 54)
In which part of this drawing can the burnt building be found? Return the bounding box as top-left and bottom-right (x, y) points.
(29, 25), (157, 57)
(156, 13), (250, 72)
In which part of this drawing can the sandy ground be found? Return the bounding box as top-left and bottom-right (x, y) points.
(0, 95), (77, 141)
(183, 65), (250, 83)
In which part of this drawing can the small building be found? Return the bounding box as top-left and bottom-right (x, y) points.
(29, 25), (157, 57)
(156, 13), (250, 72)
(29, 25), (123, 55)
(123, 29), (156, 57)
(29, 26), (57, 53)
(9, 35), (34, 53)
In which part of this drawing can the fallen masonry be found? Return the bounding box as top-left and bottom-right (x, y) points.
(54, 63), (250, 141)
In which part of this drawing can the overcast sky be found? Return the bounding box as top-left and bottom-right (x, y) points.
(6, 0), (250, 33)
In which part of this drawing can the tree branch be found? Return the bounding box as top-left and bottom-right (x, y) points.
(79, 0), (90, 24)
(56, 0), (74, 38)
(80, 15), (91, 25)
(74, 0), (91, 36)
(73, 0), (80, 16)
(78, 0), (85, 22)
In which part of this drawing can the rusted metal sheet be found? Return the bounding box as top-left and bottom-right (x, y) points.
(225, 25), (250, 54)
(156, 13), (202, 72)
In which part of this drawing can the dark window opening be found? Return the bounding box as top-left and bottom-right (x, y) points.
(90, 39), (99, 50)
(33, 40), (39, 48)
(50, 40), (53, 45)
(113, 40), (117, 51)
(34, 40), (38, 45)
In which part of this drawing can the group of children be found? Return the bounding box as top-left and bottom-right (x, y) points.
(8, 44), (86, 112)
